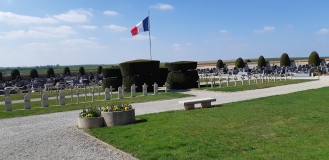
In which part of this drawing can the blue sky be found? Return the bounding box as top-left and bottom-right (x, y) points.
(0, 0), (329, 67)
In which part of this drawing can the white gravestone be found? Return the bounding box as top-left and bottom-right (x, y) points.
(105, 88), (110, 100)
(59, 91), (65, 106)
(5, 96), (12, 111)
(131, 84), (137, 97)
(142, 83), (148, 96)
(197, 79), (200, 88)
(226, 76), (230, 87)
(76, 91), (80, 104)
(118, 87), (123, 99)
(42, 94), (49, 107)
(24, 94), (31, 110)
(122, 85), (127, 97)
(163, 82), (169, 93)
(153, 83), (158, 95)
(233, 75), (237, 86)
(240, 76), (245, 85)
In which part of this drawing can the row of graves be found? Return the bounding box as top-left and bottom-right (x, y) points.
(4, 82), (170, 112)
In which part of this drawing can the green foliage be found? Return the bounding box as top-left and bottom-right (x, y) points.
(79, 107), (101, 118)
(122, 75), (158, 92)
(102, 78), (122, 90)
(0, 72), (2, 81)
(29, 69), (39, 79)
(63, 67), (71, 76)
(167, 70), (199, 89)
(97, 66), (103, 74)
(119, 59), (160, 76)
(216, 59), (225, 68)
(11, 69), (20, 80)
(102, 67), (122, 78)
(257, 55), (267, 68)
(308, 51), (321, 66)
(280, 53), (291, 67)
(47, 68), (55, 78)
(157, 66), (169, 86)
(79, 66), (85, 75)
(235, 57), (245, 68)
(166, 61), (197, 71)
(244, 59), (251, 62)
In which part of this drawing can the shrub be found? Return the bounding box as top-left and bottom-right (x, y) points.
(258, 55), (267, 68)
(119, 59), (160, 76)
(11, 69), (20, 80)
(47, 68), (55, 78)
(167, 70), (199, 89)
(79, 66), (85, 75)
(308, 51), (321, 66)
(122, 75), (158, 92)
(245, 59), (251, 62)
(157, 66), (169, 86)
(0, 72), (2, 81)
(97, 66), (103, 74)
(280, 53), (291, 67)
(30, 69), (39, 79)
(235, 57), (245, 68)
(166, 61), (197, 71)
(63, 67), (71, 76)
(102, 78), (122, 90)
(102, 67), (122, 78)
(216, 59), (225, 68)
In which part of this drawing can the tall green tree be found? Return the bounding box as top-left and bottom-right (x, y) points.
(216, 59), (225, 68)
(63, 67), (71, 76)
(79, 66), (85, 75)
(280, 53), (291, 67)
(257, 55), (266, 68)
(47, 68), (55, 78)
(11, 69), (20, 80)
(97, 66), (103, 74)
(235, 57), (245, 68)
(30, 69), (39, 79)
(308, 51), (321, 66)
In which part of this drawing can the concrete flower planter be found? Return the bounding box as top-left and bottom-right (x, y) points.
(78, 117), (104, 129)
(102, 109), (136, 126)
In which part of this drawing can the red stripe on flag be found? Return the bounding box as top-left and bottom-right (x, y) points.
(131, 26), (138, 36)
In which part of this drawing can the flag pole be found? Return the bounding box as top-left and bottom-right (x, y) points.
(148, 11), (152, 60)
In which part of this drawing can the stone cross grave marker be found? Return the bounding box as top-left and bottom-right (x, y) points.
(218, 77), (223, 88)
(163, 82), (169, 93)
(109, 86), (115, 97)
(153, 82), (158, 95)
(24, 94), (31, 110)
(253, 75), (258, 84)
(118, 87), (123, 99)
(131, 84), (137, 97)
(210, 77), (215, 88)
(197, 79), (200, 88)
(142, 83), (148, 96)
(233, 75), (238, 86)
(59, 91), (65, 106)
(205, 74), (209, 87)
(75, 90), (80, 104)
(42, 93), (49, 107)
(226, 76), (230, 87)
(5, 96), (12, 111)
(105, 88), (110, 100)
(261, 75), (264, 83)
(240, 76), (245, 85)
(122, 85), (127, 97)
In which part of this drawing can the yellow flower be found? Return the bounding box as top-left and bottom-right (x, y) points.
(124, 106), (130, 110)
(86, 113), (93, 117)
(113, 106), (119, 111)
(103, 106), (109, 112)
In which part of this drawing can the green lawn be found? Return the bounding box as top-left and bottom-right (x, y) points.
(89, 86), (329, 159)
(197, 79), (315, 92)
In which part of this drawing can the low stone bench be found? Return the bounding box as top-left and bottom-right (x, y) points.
(178, 98), (216, 110)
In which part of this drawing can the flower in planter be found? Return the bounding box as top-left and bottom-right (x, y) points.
(79, 107), (101, 118)
(102, 104), (133, 112)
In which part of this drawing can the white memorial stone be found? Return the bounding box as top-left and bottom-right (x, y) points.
(42, 94), (49, 107)
(4, 89), (9, 97)
(131, 84), (137, 97)
(118, 87), (123, 99)
(153, 83), (158, 95)
(59, 91), (65, 106)
(105, 88), (110, 100)
(142, 83), (148, 96)
(5, 96), (12, 111)
(24, 94), (31, 109)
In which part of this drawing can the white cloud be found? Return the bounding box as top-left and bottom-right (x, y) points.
(0, 26), (75, 39)
(150, 3), (174, 10)
(79, 25), (98, 30)
(53, 9), (93, 23)
(31, 26), (76, 35)
(59, 38), (108, 49)
(20, 42), (57, 52)
(220, 30), (228, 33)
(103, 25), (127, 32)
(103, 10), (119, 16)
(186, 43), (191, 46)
(316, 28), (329, 34)
(120, 35), (155, 41)
(173, 43), (181, 50)
(0, 11), (58, 25)
(254, 26), (275, 33)
(89, 37), (98, 40)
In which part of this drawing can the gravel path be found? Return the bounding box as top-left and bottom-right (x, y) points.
(0, 77), (328, 160)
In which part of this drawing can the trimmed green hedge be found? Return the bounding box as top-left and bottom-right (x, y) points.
(157, 66), (169, 86)
(216, 59), (225, 68)
(122, 75), (158, 92)
(47, 68), (55, 78)
(97, 66), (103, 74)
(119, 59), (160, 76)
(235, 57), (245, 68)
(102, 78), (122, 90)
(30, 69), (39, 79)
(11, 69), (20, 80)
(79, 66), (85, 75)
(102, 67), (122, 78)
(308, 51), (320, 66)
(166, 61), (197, 71)
(167, 70), (198, 89)
(63, 67), (71, 76)
(258, 55), (266, 68)
(280, 53), (291, 67)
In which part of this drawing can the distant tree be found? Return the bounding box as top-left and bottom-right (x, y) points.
(97, 66), (103, 74)
(79, 66), (85, 75)
(47, 68), (55, 78)
(30, 69), (39, 79)
(235, 57), (245, 68)
(280, 53), (291, 67)
(216, 59), (225, 68)
(257, 55), (267, 68)
(244, 59), (251, 62)
(11, 69), (20, 80)
(63, 67), (71, 76)
(56, 64), (60, 68)
(308, 51), (320, 66)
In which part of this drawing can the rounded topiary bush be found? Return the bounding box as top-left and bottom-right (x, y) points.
(166, 61), (197, 71)
(97, 66), (103, 74)
(157, 66), (169, 86)
(122, 75), (158, 92)
(216, 59), (225, 68)
(102, 78), (122, 90)
(235, 57), (245, 68)
(119, 59), (160, 76)
(47, 68), (55, 78)
(11, 69), (20, 80)
(258, 55), (267, 68)
(102, 67), (122, 78)
(308, 51), (320, 66)
(79, 66), (85, 75)
(30, 69), (39, 79)
(63, 67), (71, 76)
(280, 53), (291, 67)
(167, 70), (198, 89)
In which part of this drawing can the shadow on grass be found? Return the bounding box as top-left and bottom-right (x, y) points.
(135, 118), (148, 124)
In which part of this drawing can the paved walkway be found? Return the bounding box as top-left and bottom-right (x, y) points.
(0, 77), (328, 160)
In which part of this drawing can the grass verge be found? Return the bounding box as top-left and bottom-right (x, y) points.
(89, 86), (329, 159)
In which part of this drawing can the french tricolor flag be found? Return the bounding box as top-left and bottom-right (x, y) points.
(130, 16), (149, 36)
